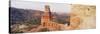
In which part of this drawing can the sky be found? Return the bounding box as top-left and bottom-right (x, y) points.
(10, 0), (71, 13)
(22, 0), (96, 5)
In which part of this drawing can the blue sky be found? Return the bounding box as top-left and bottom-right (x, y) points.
(11, 0), (95, 13)
(11, 0), (71, 13)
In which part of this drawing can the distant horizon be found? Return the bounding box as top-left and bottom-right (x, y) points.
(10, 0), (71, 13)
(10, 7), (70, 14)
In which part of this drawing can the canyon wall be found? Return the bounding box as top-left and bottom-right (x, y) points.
(70, 4), (96, 29)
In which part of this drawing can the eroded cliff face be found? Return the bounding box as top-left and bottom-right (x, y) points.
(70, 4), (96, 29)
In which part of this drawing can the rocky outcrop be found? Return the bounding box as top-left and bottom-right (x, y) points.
(70, 4), (96, 29)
